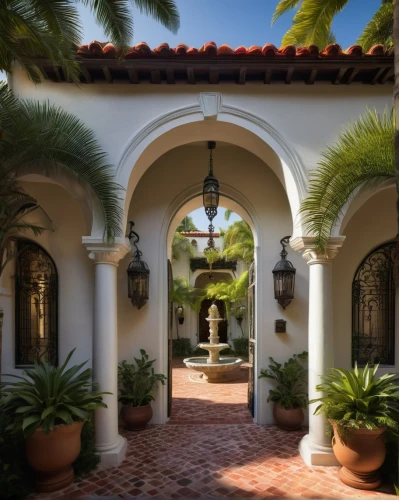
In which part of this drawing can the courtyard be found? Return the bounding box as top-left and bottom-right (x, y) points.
(30, 360), (394, 500)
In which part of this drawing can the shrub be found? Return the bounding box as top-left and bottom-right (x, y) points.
(73, 421), (100, 479)
(232, 337), (249, 357)
(172, 338), (192, 357)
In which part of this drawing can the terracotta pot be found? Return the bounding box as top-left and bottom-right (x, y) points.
(121, 403), (153, 431)
(273, 403), (304, 431)
(26, 421), (83, 493)
(331, 422), (386, 490)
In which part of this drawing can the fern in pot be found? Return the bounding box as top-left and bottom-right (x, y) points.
(0, 349), (107, 493)
(311, 363), (399, 491)
(118, 349), (166, 431)
(259, 352), (308, 431)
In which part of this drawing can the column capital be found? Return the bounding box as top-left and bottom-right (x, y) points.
(290, 236), (345, 265)
(82, 236), (131, 266)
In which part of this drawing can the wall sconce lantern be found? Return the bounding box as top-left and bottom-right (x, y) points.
(203, 141), (219, 249)
(234, 305), (247, 326)
(176, 305), (185, 325)
(127, 221), (150, 309)
(272, 236), (296, 309)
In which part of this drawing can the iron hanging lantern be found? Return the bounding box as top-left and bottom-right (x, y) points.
(272, 236), (296, 309)
(127, 221), (150, 309)
(202, 141), (219, 249)
(176, 305), (185, 325)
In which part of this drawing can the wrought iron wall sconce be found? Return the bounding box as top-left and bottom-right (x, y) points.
(127, 221), (150, 309)
(176, 305), (185, 325)
(272, 236), (296, 309)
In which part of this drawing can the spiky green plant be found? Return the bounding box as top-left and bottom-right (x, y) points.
(310, 363), (399, 436)
(0, 348), (108, 437)
(299, 108), (394, 251)
(172, 232), (195, 261)
(259, 352), (308, 410)
(0, 0), (180, 83)
(118, 349), (166, 407)
(272, 0), (393, 50)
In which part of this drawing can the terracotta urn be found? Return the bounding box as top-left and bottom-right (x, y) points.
(26, 421), (84, 493)
(273, 403), (304, 431)
(121, 403), (153, 431)
(331, 422), (386, 490)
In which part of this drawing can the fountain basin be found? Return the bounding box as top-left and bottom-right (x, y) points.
(183, 356), (243, 383)
(197, 343), (229, 363)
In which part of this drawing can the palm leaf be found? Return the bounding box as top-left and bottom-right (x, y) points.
(299, 108), (394, 251)
(357, 1), (393, 51)
(272, 0), (303, 24)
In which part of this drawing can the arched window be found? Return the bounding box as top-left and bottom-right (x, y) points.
(352, 242), (395, 366)
(15, 240), (58, 366)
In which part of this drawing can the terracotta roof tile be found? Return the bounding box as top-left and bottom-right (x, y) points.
(75, 41), (390, 59)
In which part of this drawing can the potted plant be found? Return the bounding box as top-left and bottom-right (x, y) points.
(118, 349), (167, 431)
(259, 352), (308, 430)
(311, 363), (399, 490)
(0, 349), (107, 493)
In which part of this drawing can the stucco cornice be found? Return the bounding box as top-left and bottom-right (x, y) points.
(82, 236), (131, 266)
(290, 236), (346, 262)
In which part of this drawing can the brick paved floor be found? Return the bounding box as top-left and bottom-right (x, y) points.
(30, 358), (394, 499)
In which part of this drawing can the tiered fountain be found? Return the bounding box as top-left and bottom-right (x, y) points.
(183, 303), (243, 383)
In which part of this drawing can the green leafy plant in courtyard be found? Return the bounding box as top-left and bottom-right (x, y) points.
(259, 352), (308, 410)
(172, 338), (193, 357)
(205, 271), (249, 319)
(310, 363), (399, 436)
(220, 219), (254, 264)
(232, 337), (249, 357)
(0, 348), (108, 437)
(118, 349), (167, 407)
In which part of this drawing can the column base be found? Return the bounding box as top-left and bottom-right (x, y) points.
(299, 434), (340, 466)
(97, 435), (127, 467)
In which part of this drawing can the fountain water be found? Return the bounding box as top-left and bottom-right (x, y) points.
(183, 303), (243, 382)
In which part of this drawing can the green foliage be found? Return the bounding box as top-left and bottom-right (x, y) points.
(176, 216), (198, 233)
(299, 108), (394, 251)
(118, 349), (166, 407)
(1, 349), (107, 438)
(192, 347), (210, 356)
(206, 271), (249, 319)
(203, 247), (221, 266)
(259, 352), (308, 410)
(172, 232), (195, 260)
(73, 421), (100, 480)
(0, 409), (34, 499)
(0, 83), (124, 244)
(310, 363), (399, 436)
(232, 337), (249, 357)
(171, 277), (204, 313)
(172, 338), (193, 357)
(0, 0), (180, 83)
(221, 220), (254, 264)
(272, 0), (392, 49)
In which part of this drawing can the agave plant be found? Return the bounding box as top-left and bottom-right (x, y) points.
(0, 349), (107, 437)
(118, 349), (166, 408)
(259, 352), (308, 410)
(310, 363), (399, 435)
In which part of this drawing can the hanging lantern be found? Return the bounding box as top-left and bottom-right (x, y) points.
(202, 141), (219, 249)
(272, 236), (296, 309)
(127, 221), (150, 309)
(234, 304), (247, 326)
(176, 305), (185, 325)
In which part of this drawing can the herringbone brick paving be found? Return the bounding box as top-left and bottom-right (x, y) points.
(30, 359), (394, 499)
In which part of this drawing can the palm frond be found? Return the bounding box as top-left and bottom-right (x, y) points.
(357, 1), (393, 51)
(133, 0), (180, 33)
(172, 232), (194, 260)
(224, 209), (233, 221)
(272, 0), (303, 24)
(221, 220), (254, 264)
(282, 0), (348, 47)
(171, 276), (204, 312)
(299, 108), (394, 251)
(206, 271), (249, 318)
(0, 83), (123, 241)
(175, 216), (197, 233)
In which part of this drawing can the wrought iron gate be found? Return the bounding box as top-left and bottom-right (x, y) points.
(247, 262), (256, 416)
(167, 259), (173, 417)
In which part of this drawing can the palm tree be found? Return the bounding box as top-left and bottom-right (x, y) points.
(0, 0), (180, 83)
(205, 271), (249, 320)
(299, 109), (394, 251)
(176, 216), (198, 233)
(273, 0), (393, 49)
(171, 276), (204, 338)
(221, 220), (254, 264)
(172, 232), (195, 261)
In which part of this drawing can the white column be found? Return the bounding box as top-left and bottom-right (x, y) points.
(291, 236), (344, 466)
(83, 238), (130, 467)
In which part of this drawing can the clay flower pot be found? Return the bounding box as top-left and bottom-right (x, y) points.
(273, 403), (304, 431)
(331, 422), (386, 490)
(26, 421), (84, 493)
(121, 403), (153, 431)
